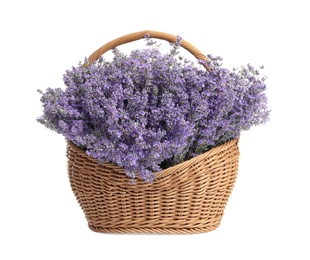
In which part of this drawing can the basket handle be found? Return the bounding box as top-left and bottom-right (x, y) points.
(87, 30), (210, 70)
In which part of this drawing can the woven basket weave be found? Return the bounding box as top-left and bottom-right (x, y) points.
(67, 30), (240, 234)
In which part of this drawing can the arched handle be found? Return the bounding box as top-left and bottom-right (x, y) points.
(87, 30), (210, 70)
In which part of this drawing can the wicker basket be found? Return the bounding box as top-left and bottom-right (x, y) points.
(67, 30), (240, 234)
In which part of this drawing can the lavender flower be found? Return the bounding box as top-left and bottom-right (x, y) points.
(37, 37), (270, 183)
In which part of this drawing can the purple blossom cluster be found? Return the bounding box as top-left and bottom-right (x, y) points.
(37, 36), (270, 183)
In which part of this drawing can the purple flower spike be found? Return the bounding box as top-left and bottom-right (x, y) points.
(37, 35), (270, 183)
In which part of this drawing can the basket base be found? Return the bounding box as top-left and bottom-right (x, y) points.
(88, 222), (221, 235)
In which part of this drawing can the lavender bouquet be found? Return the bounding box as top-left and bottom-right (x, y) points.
(37, 36), (269, 183)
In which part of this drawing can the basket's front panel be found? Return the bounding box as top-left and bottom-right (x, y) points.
(67, 139), (239, 234)
(200, 149), (239, 226)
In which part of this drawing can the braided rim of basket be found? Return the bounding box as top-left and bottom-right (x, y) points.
(67, 138), (239, 190)
(86, 30), (210, 70)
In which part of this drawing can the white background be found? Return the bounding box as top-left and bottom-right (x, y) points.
(1, 0), (309, 259)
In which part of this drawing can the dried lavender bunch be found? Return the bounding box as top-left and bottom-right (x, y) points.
(37, 36), (269, 183)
